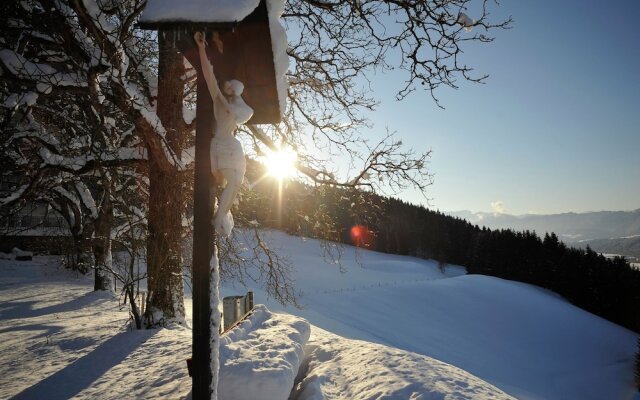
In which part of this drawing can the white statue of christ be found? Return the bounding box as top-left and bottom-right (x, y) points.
(195, 32), (254, 237)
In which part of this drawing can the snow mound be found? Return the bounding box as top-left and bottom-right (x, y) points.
(293, 328), (515, 400)
(219, 304), (310, 400)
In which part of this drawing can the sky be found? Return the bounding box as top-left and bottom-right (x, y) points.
(366, 0), (640, 215)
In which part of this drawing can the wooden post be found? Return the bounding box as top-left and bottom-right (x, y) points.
(246, 291), (254, 311)
(192, 62), (216, 400)
(139, 3), (284, 394)
(138, 19), (282, 399)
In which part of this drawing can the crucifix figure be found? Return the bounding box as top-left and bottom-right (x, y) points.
(194, 32), (254, 237)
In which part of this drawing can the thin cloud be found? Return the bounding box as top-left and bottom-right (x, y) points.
(491, 201), (506, 214)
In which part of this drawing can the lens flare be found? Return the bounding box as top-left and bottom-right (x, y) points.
(264, 148), (297, 180)
(350, 225), (374, 248)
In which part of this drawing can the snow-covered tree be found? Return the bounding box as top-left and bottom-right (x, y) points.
(0, 0), (175, 308)
(1, 0), (510, 327)
(0, 1), (153, 291)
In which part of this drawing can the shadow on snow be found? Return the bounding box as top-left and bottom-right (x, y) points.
(10, 329), (158, 400)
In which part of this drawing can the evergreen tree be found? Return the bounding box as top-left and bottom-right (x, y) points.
(635, 337), (640, 391)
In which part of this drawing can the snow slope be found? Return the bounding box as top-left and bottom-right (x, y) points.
(221, 230), (639, 400)
(0, 257), (509, 400)
(1, 231), (638, 399)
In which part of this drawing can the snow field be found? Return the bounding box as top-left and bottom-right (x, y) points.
(0, 254), (517, 400)
(1, 230), (638, 399)
(222, 230), (639, 400)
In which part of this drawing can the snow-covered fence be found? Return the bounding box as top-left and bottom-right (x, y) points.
(222, 292), (254, 332)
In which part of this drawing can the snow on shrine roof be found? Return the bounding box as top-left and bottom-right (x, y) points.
(266, 0), (288, 117)
(139, 0), (261, 25)
(140, 0), (289, 120)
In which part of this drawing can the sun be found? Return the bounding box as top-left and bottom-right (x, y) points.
(263, 148), (297, 180)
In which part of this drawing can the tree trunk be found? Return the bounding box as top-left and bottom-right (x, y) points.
(94, 175), (114, 291)
(145, 30), (187, 326)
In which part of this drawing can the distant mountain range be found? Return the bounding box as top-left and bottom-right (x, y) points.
(447, 209), (640, 259)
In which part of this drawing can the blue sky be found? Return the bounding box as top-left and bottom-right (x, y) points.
(368, 0), (640, 215)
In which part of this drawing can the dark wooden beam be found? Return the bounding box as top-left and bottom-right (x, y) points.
(192, 69), (216, 400)
(178, 35), (216, 400)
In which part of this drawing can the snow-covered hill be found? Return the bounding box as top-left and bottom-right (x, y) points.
(1, 231), (638, 399)
(219, 231), (638, 400)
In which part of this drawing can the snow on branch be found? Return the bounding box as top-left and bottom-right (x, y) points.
(0, 184), (29, 207)
(0, 49), (87, 88)
(75, 181), (99, 219)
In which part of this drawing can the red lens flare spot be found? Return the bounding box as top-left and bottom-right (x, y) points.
(350, 225), (374, 248)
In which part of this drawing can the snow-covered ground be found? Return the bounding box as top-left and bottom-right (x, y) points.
(1, 231), (638, 399)
(294, 327), (514, 400)
(220, 231), (639, 399)
(0, 256), (192, 399)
